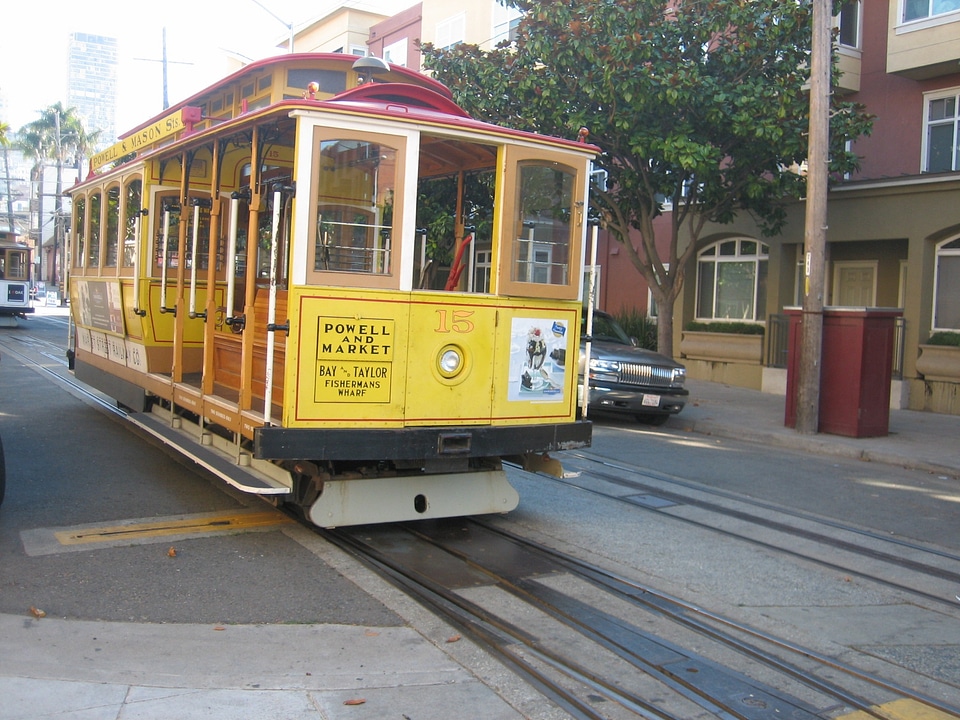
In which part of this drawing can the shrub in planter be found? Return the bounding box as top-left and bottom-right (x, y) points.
(926, 331), (960, 347)
(684, 320), (765, 335)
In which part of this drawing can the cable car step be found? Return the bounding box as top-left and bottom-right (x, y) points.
(128, 411), (291, 496)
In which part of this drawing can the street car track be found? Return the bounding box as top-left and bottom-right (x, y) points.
(326, 518), (960, 720)
(540, 451), (960, 610)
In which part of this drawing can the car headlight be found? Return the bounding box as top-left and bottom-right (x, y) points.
(588, 358), (620, 382)
(672, 367), (686, 385)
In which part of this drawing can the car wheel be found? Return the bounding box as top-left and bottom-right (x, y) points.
(636, 413), (669, 426)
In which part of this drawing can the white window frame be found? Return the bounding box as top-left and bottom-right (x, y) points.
(900, 0), (960, 25)
(921, 87), (960, 173)
(492, 1), (523, 46)
(694, 238), (769, 322)
(474, 249), (492, 294)
(647, 264), (668, 319)
(383, 38), (408, 67)
(897, 260), (908, 309)
(837, 0), (861, 48)
(435, 12), (466, 52)
(932, 235), (960, 331)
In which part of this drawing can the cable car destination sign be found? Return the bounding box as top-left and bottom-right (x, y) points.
(90, 107), (194, 172)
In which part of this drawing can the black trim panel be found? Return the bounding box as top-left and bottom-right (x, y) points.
(255, 421), (592, 461)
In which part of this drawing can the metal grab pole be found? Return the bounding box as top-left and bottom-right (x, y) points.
(160, 209), (172, 313)
(186, 197), (211, 319)
(225, 194), (240, 322)
(262, 187), (283, 426)
(581, 222), (600, 419)
(132, 209), (145, 316)
(188, 201), (201, 317)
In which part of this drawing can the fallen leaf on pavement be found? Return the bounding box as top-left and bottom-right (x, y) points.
(343, 698), (366, 705)
(29, 606), (46, 619)
(446, 634), (462, 643)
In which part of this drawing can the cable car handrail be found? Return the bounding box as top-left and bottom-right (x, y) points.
(159, 205), (176, 314)
(263, 183), (293, 426)
(188, 197), (211, 319)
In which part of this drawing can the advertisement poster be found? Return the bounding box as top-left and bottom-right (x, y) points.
(508, 317), (568, 402)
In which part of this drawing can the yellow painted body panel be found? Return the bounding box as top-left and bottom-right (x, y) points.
(286, 287), (580, 429)
(70, 277), (219, 346)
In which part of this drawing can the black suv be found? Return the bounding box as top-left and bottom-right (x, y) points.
(579, 310), (688, 425)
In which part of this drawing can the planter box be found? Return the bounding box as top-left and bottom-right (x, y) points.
(680, 331), (763, 365)
(916, 344), (960, 382)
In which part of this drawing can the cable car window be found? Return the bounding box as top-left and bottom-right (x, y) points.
(74, 197), (86, 269)
(123, 179), (141, 267)
(288, 69), (346, 95)
(314, 140), (396, 275)
(514, 163), (573, 286)
(105, 186), (120, 267)
(88, 192), (102, 268)
(154, 195), (181, 275)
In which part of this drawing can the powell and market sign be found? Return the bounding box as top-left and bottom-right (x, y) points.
(90, 106), (202, 172)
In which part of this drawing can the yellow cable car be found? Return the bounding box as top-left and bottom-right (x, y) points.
(66, 54), (596, 527)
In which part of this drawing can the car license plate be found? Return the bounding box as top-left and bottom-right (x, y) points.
(641, 394), (661, 407)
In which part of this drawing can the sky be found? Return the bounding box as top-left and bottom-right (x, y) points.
(0, 0), (414, 135)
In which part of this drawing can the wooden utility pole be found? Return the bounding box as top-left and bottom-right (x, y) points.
(795, 0), (831, 434)
(134, 28), (193, 110)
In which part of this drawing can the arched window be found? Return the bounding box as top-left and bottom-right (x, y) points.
(123, 179), (142, 267)
(88, 192), (101, 268)
(73, 197), (86, 269)
(695, 238), (768, 322)
(933, 236), (960, 331)
(105, 186), (120, 267)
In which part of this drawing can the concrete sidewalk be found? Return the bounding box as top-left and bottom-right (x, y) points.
(678, 379), (960, 478)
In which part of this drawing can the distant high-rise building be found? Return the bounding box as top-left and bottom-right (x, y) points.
(67, 32), (118, 146)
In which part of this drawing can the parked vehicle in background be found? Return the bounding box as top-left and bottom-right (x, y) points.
(580, 310), (688, 425)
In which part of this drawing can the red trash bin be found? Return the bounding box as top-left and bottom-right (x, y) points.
(785, 307), (901, 437)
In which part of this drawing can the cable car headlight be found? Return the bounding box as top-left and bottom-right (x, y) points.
(438, 346), (464, 377)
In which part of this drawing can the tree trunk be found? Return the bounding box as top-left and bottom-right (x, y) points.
(2, 146), (15, 234)
(657, 293), (676, 358)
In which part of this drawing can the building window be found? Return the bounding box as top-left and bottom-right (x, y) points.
(383, 39), (407, 67)
(837, 1), (861, 47)
(492, 2), (523, 45)
(924, 89), (960, 172)
(933, 236), (960, 331)
(435, 12), (466, 51)
(903, 0), (960, 22)
(695, 239), (768, 321)
(647, 264), (667, 319)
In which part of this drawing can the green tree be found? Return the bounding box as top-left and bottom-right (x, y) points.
(422, 0), (872, 357)
(1, 122), (15, 234)
(17, 103), (99, 286)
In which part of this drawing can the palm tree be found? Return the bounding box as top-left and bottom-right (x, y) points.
(17, 103), (99, 289)
(0, 122), (15, 234)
